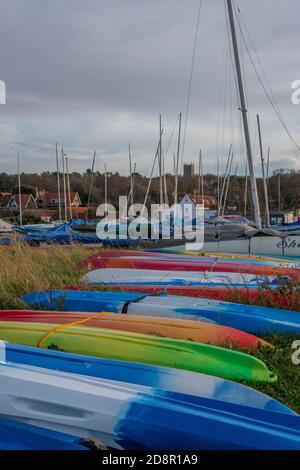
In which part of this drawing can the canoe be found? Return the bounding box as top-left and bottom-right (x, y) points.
(22, 290), (300, 334)
(0, 310), (270, 351)
(0, 417), (89, 450)
(83, 267), (281, 288)
(94, 256), (299, 279)
(6, 343), (293, 415)
(0, 321), (276, 384)
(0, 360), (298, 450)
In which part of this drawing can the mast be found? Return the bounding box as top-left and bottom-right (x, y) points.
(65, 156), (73, 220)
(257, 114), (270, 227)
(159, 115), (164, 207)
(226, 0), (262, 228)
(55, 143), (62, 221)
(104, 163), (108, 209)
(128, 143), (134, 208)
(174, 112), (182, 207)
(61, 147), (68, 222)
(198, 149), (204, 201)
(222, 153), (234, 216)
(163, 150), (169, 205)
(17, 153), (22, 226)
(278, 173), (281, 212)
(86, 151), (96, 221)
(218, 144), (232, 216)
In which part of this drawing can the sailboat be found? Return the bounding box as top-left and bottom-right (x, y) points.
(173, 0), (300, 257)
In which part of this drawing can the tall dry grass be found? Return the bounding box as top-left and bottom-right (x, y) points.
(0, 244), (98, 309)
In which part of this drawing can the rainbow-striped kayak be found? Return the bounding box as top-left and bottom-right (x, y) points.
(0, 310), (270, 351)
(0, 321), (276, 384)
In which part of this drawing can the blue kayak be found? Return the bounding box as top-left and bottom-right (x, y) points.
(4, 344), (300, 450)
(6, 343), (294, 416)
(22, 290), (300, 334)
(0, 417), (88, 450)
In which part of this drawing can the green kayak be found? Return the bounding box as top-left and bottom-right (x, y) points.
(0, 321), (277, 384)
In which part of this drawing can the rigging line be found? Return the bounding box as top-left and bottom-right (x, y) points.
(180, 0), (204, 172)
(164, 115), (180, 168)
(234, 2), (300, 157)
(235, 2), (284, 120)
(215, 15), (228, 162)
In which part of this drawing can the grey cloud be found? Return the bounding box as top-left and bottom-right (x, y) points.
(0, 0), (299, 176)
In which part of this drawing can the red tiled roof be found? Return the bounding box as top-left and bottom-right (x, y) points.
(0, 193), (12, 207)
(37, 192), (79, 205)
(9, 194), (36, 207)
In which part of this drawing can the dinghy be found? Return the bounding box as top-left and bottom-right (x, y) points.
(0, 310), (270, 351)
(0, 321), (276, 383)
(0, 359), (298, 449)
(22, 290), (300, 334)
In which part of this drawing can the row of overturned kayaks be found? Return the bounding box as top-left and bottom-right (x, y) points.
(1, 249), (300, 449)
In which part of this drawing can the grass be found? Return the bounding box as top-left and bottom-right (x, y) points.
(0, 243), (97, 309)
(0, 243), (299, 413)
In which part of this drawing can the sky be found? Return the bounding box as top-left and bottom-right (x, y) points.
(0, 0), (299, 177)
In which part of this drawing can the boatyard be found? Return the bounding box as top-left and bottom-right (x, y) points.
(1, 0), (300, 458)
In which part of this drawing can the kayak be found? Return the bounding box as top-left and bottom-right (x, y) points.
(83, 268), (281, 288)
(0, 310), (270, 351)
(93, 256), (299, 279)
(66, 283), (295, 309)
(6, 343), (293, 415)
(0, 321), (277, 384)
(22, 290), (300, 334)
(82, 250), (298, 268)
(0, 417), (91, 450)
(0, 359), (298, 450)
(147, 249), (300, 266)
(0, 417), (90, 450)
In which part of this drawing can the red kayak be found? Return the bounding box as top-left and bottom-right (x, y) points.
(92, 256), (300, 279)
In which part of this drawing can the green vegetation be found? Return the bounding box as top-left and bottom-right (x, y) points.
(0, 243), (96, 309)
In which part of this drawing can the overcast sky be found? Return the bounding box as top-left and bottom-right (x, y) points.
(0, 0), (299, 177)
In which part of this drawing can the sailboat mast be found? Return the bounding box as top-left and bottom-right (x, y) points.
(104, 163), (108, 208)
(65, 156), (72, 220)
(226, 0), (262, 228)
(159, 115), (164, 207)
(17, 153), (22, 226)
(55, 143), (62, 221)
(61, 147), (68, 222)
(174, 112), (182, 207)
(257, 114), (270, 227)
(128, 143), (134, 208)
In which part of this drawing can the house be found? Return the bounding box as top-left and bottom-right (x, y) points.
(179, 193), (217, 220)
(0, 192), (12, 208)
(7, 194), (36, 209)
(36, 191), (82, 209)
